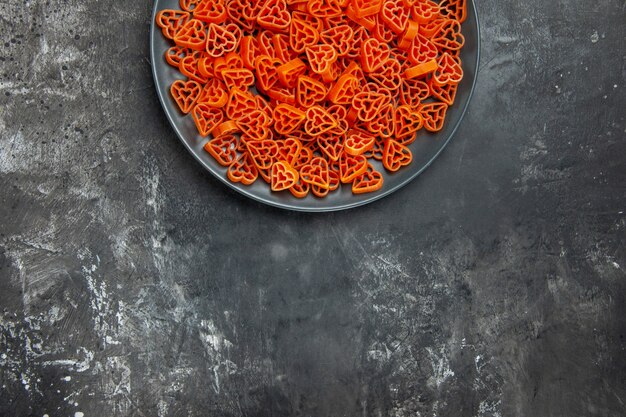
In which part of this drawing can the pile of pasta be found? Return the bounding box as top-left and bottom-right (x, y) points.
(156, 0), (465, 197)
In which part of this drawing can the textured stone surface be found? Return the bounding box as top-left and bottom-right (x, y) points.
(1, 0), (625, 416)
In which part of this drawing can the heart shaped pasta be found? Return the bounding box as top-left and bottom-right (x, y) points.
(304, 106), (338, 136)
(306, 44), (338, 75)
(204, 134), (238, 166)
(360, 38), (390, 72)
(236, 109), (272, 140)
(194, 0), (227, 24)
(296, 76), (327, 107)
(170, 80), (201, 114)
(300, 157), (330, 189)
(289, 18), (320, 54)
(156, 0), (470, 197)
(352, 163), (384, 194)
(156, 9), (190, 40)
(247, 139), (279, 170)
(228, 152), (258, 185)
(257, 0), (291, 31)
(206, 23), (240, 58)
(345, 131), (376, 156)
(192, 104), (224, 136)
(271, 161), (299, 191)
(273, 103), (306, 135)
(382, 139), (412, 172)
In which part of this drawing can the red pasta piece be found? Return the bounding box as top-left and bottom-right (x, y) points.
(306, 44), (338, 76)
(432, 52), (463, 86)
(240, 36), (261, 70)
(170, 80), (201, 114)
(204, 134), (238, 166)
(311, 170), (338, 197)
(374, 17), (398, 43)
(271, 161), (299, 191)
(351, 91), (388, 122)
(304, 106), (338, 136)
(275, 36), (296, 63)
(225, 87), (257, 120)
(380, 0), (409, 34)
(179, 0), (202, 12)
(226, 0), (256, 32)
(255, 55), (282, 92)
(320, 25), (354, 57)
(276, 137), (303, 165)
(344, 130), (375, 155)
(224, 52), (244, 69)
(237, 0), (261, 23)
(236, 109), (272, 140)
(368, 58), (402, 91)
(206, 23), (240, 58)
(156, 9), (190, 40)
(327, 74), (359, 105)
(257, 30), (277, 58)
(383, 139), (412, 172)
(255, 94), (273, 116)
(174, 19), (207, 50)
(307, 0), (343, 18)
(221, 68), (255, 90)
(228, 152), (258, 185)
(398, 20), (420, 49)
(273, 103), (306, 135)
(165, 45), (194, 67)
(364, 137), (385, 160)
(193, 0), (227, 24)
(179, 55), (208, 83)
(317, 134), (344, 161)
(429, 79), (458, 105)
(420, 102), (448, 132)
(360, 38), (390, 72)
(431, 19), (465, 51)
(345, 26), (368, 59)
(292, 145), (313, 169)
(211, 120), (241, 137)
(276, 58), (307, 88)
(411, 0), (440, 24)
(197, 79), (228, 108)
(289, 177), (311, 198)
(440, 0), (467, 23)
(400, 78), (430, 108)
(352, 0), (383, 17)
(192, 104), (224, 136)
(339, 152), (368, 183)
(289, 18), (320, 54)
(300, 157), (330, 189)
(393, 105), (423, 144)
(365, 103), (395, 138)
(197, 55), (214, 78)
(292, 11), (324, 31)
(257, 0), (292, 31)
(266, 85), (296, 105)
(247, 139), (279, 170)
(341, 61), (366, 85)
(352, 163), (384, 194)
(404, 59), (438, 79)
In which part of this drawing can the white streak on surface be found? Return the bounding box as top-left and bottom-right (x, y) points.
(426, 346), (455, 388)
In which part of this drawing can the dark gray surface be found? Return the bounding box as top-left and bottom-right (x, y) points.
(150, 0), (480, 212)
(0, 0), (625, 416)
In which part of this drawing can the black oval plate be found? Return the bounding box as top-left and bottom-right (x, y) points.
(150, 1), (480, 212)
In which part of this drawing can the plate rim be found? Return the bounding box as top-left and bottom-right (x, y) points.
(149, 1), (481, 212)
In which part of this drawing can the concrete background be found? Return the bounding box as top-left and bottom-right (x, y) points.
(1, 0), (625, 416)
